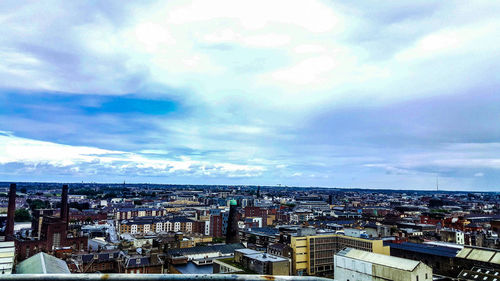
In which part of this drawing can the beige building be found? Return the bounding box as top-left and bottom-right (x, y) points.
(119, 217), (193, 234)
(334, 248), (432, 281)
(290, 233), (390, 276)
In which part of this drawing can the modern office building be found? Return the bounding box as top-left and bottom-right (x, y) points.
(290, 233), (390, 276)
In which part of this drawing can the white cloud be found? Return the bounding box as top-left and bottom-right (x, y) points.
(1, 1), (499, 112)
(0, 132), (264, 178)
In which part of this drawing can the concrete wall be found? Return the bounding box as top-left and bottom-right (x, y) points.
(334, 255), (373, 281)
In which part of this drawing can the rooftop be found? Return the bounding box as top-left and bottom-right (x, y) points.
(16, 252), (70, 274)
(336, 248), (420, 271)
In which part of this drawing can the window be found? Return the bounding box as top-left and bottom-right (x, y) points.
(416, 276), (419, 281)
(52, 232), (61, 248)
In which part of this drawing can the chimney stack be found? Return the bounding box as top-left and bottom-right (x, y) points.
(61, 184), (69, 229)
(225, 199), (240, 244)
(5, 183), (16, 240)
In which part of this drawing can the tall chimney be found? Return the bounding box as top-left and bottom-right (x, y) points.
(5, 183), (16, 240)
(61, 184), (69, 229)
(225, 199), (240, 244)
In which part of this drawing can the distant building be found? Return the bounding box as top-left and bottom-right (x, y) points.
(114, 208), (168, 220)
(440, 228), (465, 245)
(119, 216), (193, 234)
(334, 248), (432, 281)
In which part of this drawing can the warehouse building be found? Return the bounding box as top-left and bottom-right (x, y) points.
(334, 248), (432, 281)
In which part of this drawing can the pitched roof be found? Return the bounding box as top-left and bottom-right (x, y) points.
(16, 252), (70, 274)
(167, 243), (245, 257)
(337, 248), (420, 271)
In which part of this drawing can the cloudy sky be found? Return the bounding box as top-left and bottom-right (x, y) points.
(1, 1), (500, 190)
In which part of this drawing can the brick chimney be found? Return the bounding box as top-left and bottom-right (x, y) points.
(5, 183), (16, 240)
(61, 184), (69, 229)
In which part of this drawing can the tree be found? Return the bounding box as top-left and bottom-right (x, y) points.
(15, 208), (31, 222)
(248, 234), (257, 244)
(28, 199), (47, 210)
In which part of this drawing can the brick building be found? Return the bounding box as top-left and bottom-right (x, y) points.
(9, 184), (88, 261)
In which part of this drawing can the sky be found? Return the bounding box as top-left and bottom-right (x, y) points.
(1, 1), (500, 191)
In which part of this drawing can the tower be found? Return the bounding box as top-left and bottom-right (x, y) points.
(225, 199), (240, 244)
(60, 184), (69, 230)
(5, 183), (16, 240)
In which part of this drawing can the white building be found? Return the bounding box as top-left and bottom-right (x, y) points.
(334, 248), (432, 281)
(0, 241), (15, 274)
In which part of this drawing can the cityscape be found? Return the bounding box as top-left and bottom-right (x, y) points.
(1, 1), (500, 281)
(0, 181), (499, 280)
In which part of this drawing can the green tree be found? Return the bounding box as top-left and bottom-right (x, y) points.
(28, 199), (47, 210)
(15, 208), (31, 222)
(248, 234), (257, 244)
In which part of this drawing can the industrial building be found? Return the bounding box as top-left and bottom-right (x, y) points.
(7, 184), (88, 261)
(334, 248), (432, 281)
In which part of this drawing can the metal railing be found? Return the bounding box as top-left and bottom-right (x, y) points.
(1, 274), (334, 281)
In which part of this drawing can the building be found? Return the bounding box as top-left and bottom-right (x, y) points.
(388, 242), (460, 277)
(119, 216), (193, 234)
(441, 228), (465, 245)
(334, 248), (432, 281)
(458, 267), (500, 281)
(0, 241), (15, 274)
(267, 243), (293, 259)
(214, 248), (290, 275)
(209, 209), (229, 238)
(166, 243), (245, 265)
(388, 242), (500, 278)
(120, 253), (164, 274)
(69, 250), (122, 273)
(244, 207), (268, 226)
(290, 233), (390, 277)
(114, 208), (168, 220)
(240, 252), (290, 275)
(239, 227), (279, 251)
(16, 252), (71, 274)
(12, 184), (88, 261)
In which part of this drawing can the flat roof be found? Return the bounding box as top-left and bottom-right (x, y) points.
(245, 253), (287, 262)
